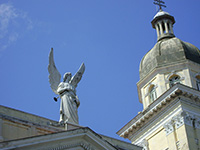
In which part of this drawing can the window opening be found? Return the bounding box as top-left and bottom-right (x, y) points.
(157, 24), (161, 35)
(169, 75), (180, 87)
(196, 76), (200, 91)
(162, 21), (166, 33)
(149, 85), (157, 103)
(167, 23), (171, 33)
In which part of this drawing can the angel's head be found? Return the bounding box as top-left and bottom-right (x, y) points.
(63, 72), (72, 83)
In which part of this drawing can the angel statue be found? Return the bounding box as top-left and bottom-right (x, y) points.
(48, 48), (85, 125)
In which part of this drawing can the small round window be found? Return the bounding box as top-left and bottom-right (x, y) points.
(169, 75), (180, 87)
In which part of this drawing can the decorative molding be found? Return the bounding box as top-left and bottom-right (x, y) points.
(173, 113), (184, 129)
(181, 111), (200, 128)
(181, 111), (193, 127)
(81, 142), (95, 150)
(122, 89), (182, 138)
(46, 142), (95, 150)
(196, 118), (200, 129)
(138, 139), (149, 150)
(163, 111), (200, 135)
(163, 121), (174, 135)
(118, 84), (200, 139)
(132, 104), (182, 145)
(163, 112), (184, 135)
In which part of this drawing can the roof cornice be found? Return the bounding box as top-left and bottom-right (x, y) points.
(117, 84), (200, 138)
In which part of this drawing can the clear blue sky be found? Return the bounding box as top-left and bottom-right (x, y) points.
(0, 0), (200, 141)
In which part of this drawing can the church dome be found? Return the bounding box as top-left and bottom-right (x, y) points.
(151, 10), (175, 29)
(153, 10), (170, 19)
(139, 37), (200, 79)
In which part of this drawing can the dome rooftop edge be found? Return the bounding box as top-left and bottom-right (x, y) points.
(151, 10), (175, 28)
(139, 37), (200, 80)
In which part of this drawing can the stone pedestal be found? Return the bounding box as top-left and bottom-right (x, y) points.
(64, 122), (83, 130)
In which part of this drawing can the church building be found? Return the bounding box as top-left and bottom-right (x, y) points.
(117, 3), (200, 150)
(0, 1), (200, 150)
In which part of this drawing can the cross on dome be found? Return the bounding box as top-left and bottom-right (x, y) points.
(153, 0), (166, 10)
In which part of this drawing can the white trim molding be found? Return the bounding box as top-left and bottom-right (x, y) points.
(163, 121), (174, 135)
(138, 139), (149, 150)
(163, 111), (200, 135)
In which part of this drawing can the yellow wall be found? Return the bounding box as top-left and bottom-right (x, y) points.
(147, 128), (168, 150)
(2, 118), (56, 141)
(0, 105), (64, 141)
(146, 125), (189, 150)
(176, 125), (189, 150)
(138, 61), (200, 110)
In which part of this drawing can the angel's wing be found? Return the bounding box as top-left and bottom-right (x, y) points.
(48, 48), (61, 95)
(70, 63), (85, 88)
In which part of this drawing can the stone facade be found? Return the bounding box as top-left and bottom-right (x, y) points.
(117, 8), (200, 150)
(0, 105), (65, 142)
(0, 105), (141, 150)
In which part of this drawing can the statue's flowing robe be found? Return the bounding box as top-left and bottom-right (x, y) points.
(57, 82), (79, 125)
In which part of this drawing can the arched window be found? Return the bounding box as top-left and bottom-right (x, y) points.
(169, 75), (180, 87)
(196, 75), (200, 91)
(149, 85), (157, 103)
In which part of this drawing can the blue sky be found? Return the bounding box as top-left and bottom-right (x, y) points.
(0, 0), (200, 142)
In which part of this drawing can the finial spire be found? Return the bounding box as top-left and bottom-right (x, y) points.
(153, 0), (166, 10)
(151, 0), (175, 41)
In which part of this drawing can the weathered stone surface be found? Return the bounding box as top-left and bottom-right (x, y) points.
(48, 48), (85, 125)
(139, 37), (200, 79)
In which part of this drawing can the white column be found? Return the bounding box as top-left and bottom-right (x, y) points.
(158, 21), (164, 35)
(169, 22), (174, 34)
(164, 20), (169, 33)
(155, 24), (160, 38)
